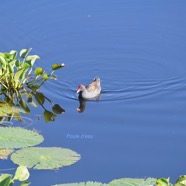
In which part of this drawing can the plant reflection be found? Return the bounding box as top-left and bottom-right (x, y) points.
(0, 87), (65, 124)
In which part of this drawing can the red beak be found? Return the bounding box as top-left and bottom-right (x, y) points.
(77, 85), (81, 93)
(77, 89), (80, 94)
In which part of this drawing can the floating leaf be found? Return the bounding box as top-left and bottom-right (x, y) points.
(44, 110), (56, 123)
(109, 178), (156, 186)
(0, 174), (12, 186)
(20, 182), (31, 186)
(0, 127), (44, 148)
(34, 67), (44, 76)
(52, 104), (65, 114)
(11, 147), (81, 170)
(13, 165), (30, 182)
(0, 149), (14, 159)
(53, 182), (105, 186)
(52, 63), (64, 71)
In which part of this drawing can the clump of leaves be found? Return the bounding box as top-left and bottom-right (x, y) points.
(0, 48), (64, 100)
(0, 165), (30, 186)
(0, 49), (65, 123)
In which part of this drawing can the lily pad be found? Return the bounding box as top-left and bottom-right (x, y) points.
(11, 147), (81, 170)
(0, 149), (14, 159)
(108, 178), (156, 186)
(0, 127), (44, 148)
(53, 182), (105, 186)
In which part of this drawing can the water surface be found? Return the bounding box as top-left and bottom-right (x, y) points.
(1, 0), (186, 185)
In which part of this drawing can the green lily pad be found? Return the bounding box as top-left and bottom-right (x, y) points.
(53, 182), (105, 186)
(11, 147), (81, 170)
(0, 127), (44, 148)
(108, 178), (156, 186)
(0, 149), (14, 159)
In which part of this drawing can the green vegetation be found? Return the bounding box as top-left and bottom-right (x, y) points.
(0, 165), (30, 186)
(0, 48), (65, 123)
(53, 176), (186, 186)
(11, 147), (80, 170)
(0, 49), (185, 186)
(0, 48), (63, 96)
(0, 127), (44, 148)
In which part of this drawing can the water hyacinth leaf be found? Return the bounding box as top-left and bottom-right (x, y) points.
(26, 55), (40, 67)
(108, 178), (156, 186)
(0, 56), (6, 67)
(34, 67), (44, 76)
(52, 63), (64, 71)
(14, 69), (26, 83)
(0, 127), (44, 148)
(53, 182), (105, 186)
(20, 48), (32, 59)
(11, 147), (81, 170)
(156, 178), (169, 186)
(13, 165), (30, 182)
(0, 174), (12, 186)
(3, 52), (15, 61)
(8, 63), (14, 73)
(8, 59), (16, 67)
(9, 50), (17, 59)
(15, 60), (21, 69)
(174, 176), (186, 186)
(44, 110), (56, 123)
(52, 104), (65, 114)
(0, 149), (14, 159)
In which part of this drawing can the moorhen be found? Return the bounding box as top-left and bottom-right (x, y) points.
(77, 77), (101, 99)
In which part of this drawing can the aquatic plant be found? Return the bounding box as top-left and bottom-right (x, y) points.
(0, 48), (65, 123)
(11, 147), (81, 170)
(0, 127), (44, 149)
(0, 127), (80, 171)
(0, 48), (64, 100)
(53, 176), (186, 186)
(0, 165), (30, 186)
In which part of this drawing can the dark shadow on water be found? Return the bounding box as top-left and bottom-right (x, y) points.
(77, 93), (101, 113)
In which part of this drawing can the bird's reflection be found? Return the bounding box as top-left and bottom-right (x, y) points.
(77, 96), (87, 113)
(77, 94), (101, 113)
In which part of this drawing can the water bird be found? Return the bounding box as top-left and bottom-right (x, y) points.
(77, 77), (101, 99)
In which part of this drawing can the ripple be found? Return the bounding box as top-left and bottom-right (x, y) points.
(44, 75), (185, 103)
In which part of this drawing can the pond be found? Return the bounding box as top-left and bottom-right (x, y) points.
(1, 0), (186, 185)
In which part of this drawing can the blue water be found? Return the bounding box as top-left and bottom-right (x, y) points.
(1, 0), (186, 185)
